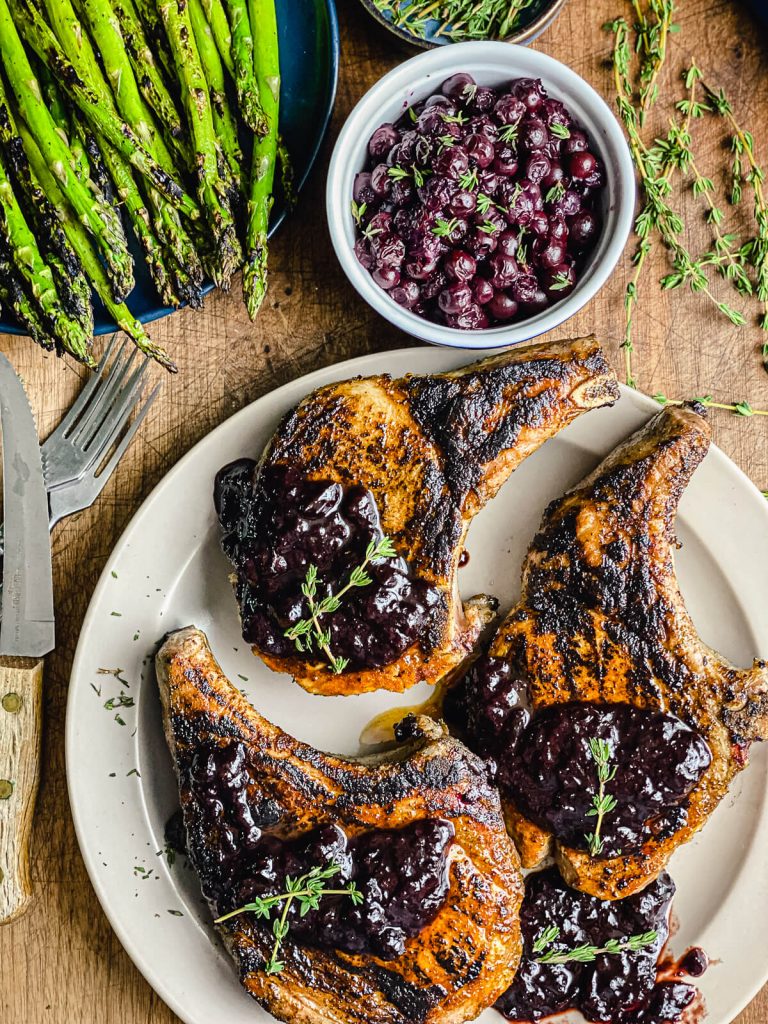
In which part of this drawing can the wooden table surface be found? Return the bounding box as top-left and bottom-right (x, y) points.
(1, 1), (767, 1021)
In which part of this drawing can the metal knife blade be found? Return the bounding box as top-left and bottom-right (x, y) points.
(0, 353), (54, 657)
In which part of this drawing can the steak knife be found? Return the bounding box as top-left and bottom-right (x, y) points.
(0, 353), (54, 926)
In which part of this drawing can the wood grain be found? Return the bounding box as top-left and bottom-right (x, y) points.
(0, 0), (767, 1020)
(0, 657), (43, 926)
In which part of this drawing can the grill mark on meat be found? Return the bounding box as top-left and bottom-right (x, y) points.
(474, 404), (768, 899)
(156, 627), (525, 1024)
(240, 336), (619, 695)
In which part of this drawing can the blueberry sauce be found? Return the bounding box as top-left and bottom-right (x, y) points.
(177, 740), (455, 960)
(353, 74), (605, 330)
(495, 868), (701, 1023)
(214, 460), (442, 670)
(674, 947), (708, 979)
(444, 657), (711, 855)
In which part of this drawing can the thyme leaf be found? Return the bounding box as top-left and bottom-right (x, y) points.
(284, 537), (397, 674)
(584, 738), (618, 857)
(533, 925), (658, 964)
(215, 863), (364, 975)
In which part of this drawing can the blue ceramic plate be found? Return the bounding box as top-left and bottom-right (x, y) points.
(1, 0), (339, 337)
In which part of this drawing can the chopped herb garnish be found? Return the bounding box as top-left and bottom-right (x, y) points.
(441, 110), (467, 125)
(458, 167), (479, 192)
(351, 199), (367, 227)
(387, 165), (410, 181)
(545, 181), (566, 203)
(550, 122), (571, 139)
(104, 692), (134, 712)
(412, 165), (429, 187)
(549, 272), (572, 291)
(157, 844), (177, 867)
(499, 123), (519, 144)
(431, 217), (460, 238)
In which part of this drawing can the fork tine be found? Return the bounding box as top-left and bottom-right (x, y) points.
(93, 384), (160, 490)
(82, 359), (150, 467)
(46, 335), (119, 443)
(69, 342), (138, 449)
(47, 384), (161, 528)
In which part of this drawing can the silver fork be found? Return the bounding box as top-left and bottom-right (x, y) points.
(0, 335), (160, 582)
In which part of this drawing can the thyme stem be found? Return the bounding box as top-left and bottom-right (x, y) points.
(215, 863), (363, 975)
(584, 738), (618, 857)
(284, 536), (397, 674)
(654, 393), (768, 416)
(534, 925), (659, 965)
(700, 76), (768, 359)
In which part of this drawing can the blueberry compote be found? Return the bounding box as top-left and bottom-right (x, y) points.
(353, 73), (605, 329)
(214, 460), (441, 670)
(445, 657), (711, 855)
(496, 868), (700, 1023)
(181, 741), (455, 959)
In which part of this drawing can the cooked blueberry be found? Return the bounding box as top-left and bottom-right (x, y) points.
(352, 75), (605, 330)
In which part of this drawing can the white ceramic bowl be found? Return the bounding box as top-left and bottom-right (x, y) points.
(326, 42), (636, 349)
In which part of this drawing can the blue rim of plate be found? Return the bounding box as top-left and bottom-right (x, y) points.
(1, 0), (340, 338)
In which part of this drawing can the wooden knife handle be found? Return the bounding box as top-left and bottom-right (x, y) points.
(0, 656), (43, 926)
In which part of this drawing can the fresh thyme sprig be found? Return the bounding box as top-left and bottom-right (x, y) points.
(653, 393), (768, 417)
(668, 65), (754, 300)
(584, 738), (618, 857)
(284, 536), (397, 674)
(372, 0), (536, 42)
(607, 21), (748, 386)
(631, 0), (677, 119)
(533, 924), (658, 965)
(701, 78), (768, 354)
(215, 864), (363, 975)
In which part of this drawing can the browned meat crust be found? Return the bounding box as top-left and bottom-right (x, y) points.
(251, 335), (619, 695)
(156, 626), (525, 1024)
(486, 404), (768, 899)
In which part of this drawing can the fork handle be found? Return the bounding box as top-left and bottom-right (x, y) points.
(0, 657), (43, 925)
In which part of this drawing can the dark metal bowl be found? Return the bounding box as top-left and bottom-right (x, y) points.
(356, 0), (567, 50)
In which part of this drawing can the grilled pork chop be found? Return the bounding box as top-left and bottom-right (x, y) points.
(216, 336), (619, 696)
(474, 404), (768, 900)
(156, 626), (525, 1024)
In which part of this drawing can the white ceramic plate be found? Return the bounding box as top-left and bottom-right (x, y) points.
(67, 347), (768, 1024)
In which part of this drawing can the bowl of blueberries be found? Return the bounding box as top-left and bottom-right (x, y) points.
(326, 42), (635, 348)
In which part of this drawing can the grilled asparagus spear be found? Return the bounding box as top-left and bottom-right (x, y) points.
(243, 0), (279, 318)
(19, 121), (176, 371)
(158, 0), (242, 288)
(0, 0), (136, 304)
